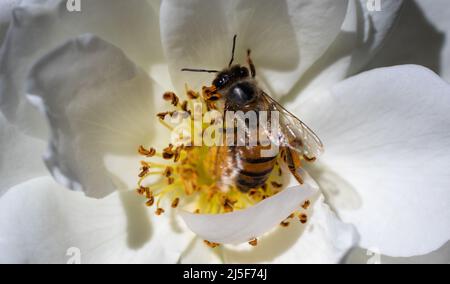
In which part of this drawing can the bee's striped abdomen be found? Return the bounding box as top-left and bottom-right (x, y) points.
(234, 146), (277, 192)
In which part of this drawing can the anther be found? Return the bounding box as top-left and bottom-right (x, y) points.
(223, 199), (234, 213)
(157, 112), (169, 120)
(145, 188), (153, 199)
(146, 196), (155, 207)
(299, 213), (308, 224)
(162, 145), (175, 159)
(155, 208), (165, 215)
(204, 240), (220, 248)
(136, 186), (146, 195)
(303, 155), (316, 162)
(248, 238), (258, 246)
(163, 92), (179, 106)
(171, 197), (180, 208)
(138, 145), (156, 157)
(138, 166), (149, 178)
(271, 181), (283, 188)
(302, 200), (311, 210)
(187, 90), (199, 100)
(173, 147), (182, 163)
(280, 221), (290, 227)
(180, 101), (188, 112)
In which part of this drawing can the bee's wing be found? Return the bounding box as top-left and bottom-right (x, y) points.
(260, 91), (324, 160)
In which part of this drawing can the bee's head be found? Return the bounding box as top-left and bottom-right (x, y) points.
(212, 65), (250, 91)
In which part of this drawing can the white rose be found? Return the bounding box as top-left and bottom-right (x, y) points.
(0, 0), (449, 264)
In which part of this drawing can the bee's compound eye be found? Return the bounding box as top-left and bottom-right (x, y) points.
(229, 82), (255, 105)
(213, 73), (230, 89)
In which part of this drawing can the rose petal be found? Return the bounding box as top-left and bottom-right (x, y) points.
(222, 196), (358, 264)
(365, 0), (450, 83)
(27, 34), (164, 198)
(0, 0), (161, 138)
(0, 176), (193, 264)
(0, 112), (47, 196)
(180, 183), (318, 244)
(286, 0), (404, 103)
(160, 0), (348, 96)
(298, 65), (450, 257)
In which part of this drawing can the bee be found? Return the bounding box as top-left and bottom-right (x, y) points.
(182, 35), (323, 192)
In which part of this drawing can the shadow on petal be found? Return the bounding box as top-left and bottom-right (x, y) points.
(304, 162), (362, 215)
(283, 1), (368, 104)
(27, 34), (165, 197)
(221, 217), (308, 263)
(119, 190), (153, 250)
(365, 0), (444, 76)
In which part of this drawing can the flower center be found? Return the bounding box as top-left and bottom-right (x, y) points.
(136, 85), (310, 246)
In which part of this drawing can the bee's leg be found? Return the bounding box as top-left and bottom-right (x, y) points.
(247, 49), (256, 78)
(280, 147), (304, 184)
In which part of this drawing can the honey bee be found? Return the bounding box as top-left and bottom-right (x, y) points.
(182, 35), (323, 192)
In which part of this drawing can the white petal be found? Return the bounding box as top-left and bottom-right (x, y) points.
(222, 196), (358, 264)
(0, 112), (47, 196)
(287, 0), (404, 103)
(0, 0), (161, 138)
(27, 34), (164, 198)
(160, 0), (348, 96)
(180, 184), (317, 244)
(299, 65), (450, 257)
(366, 0), (450, 83)
(0, 176), (193, 264)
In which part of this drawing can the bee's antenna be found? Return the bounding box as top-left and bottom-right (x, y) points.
(228, 34), (237, 67)
(181, 68), (219, 73)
